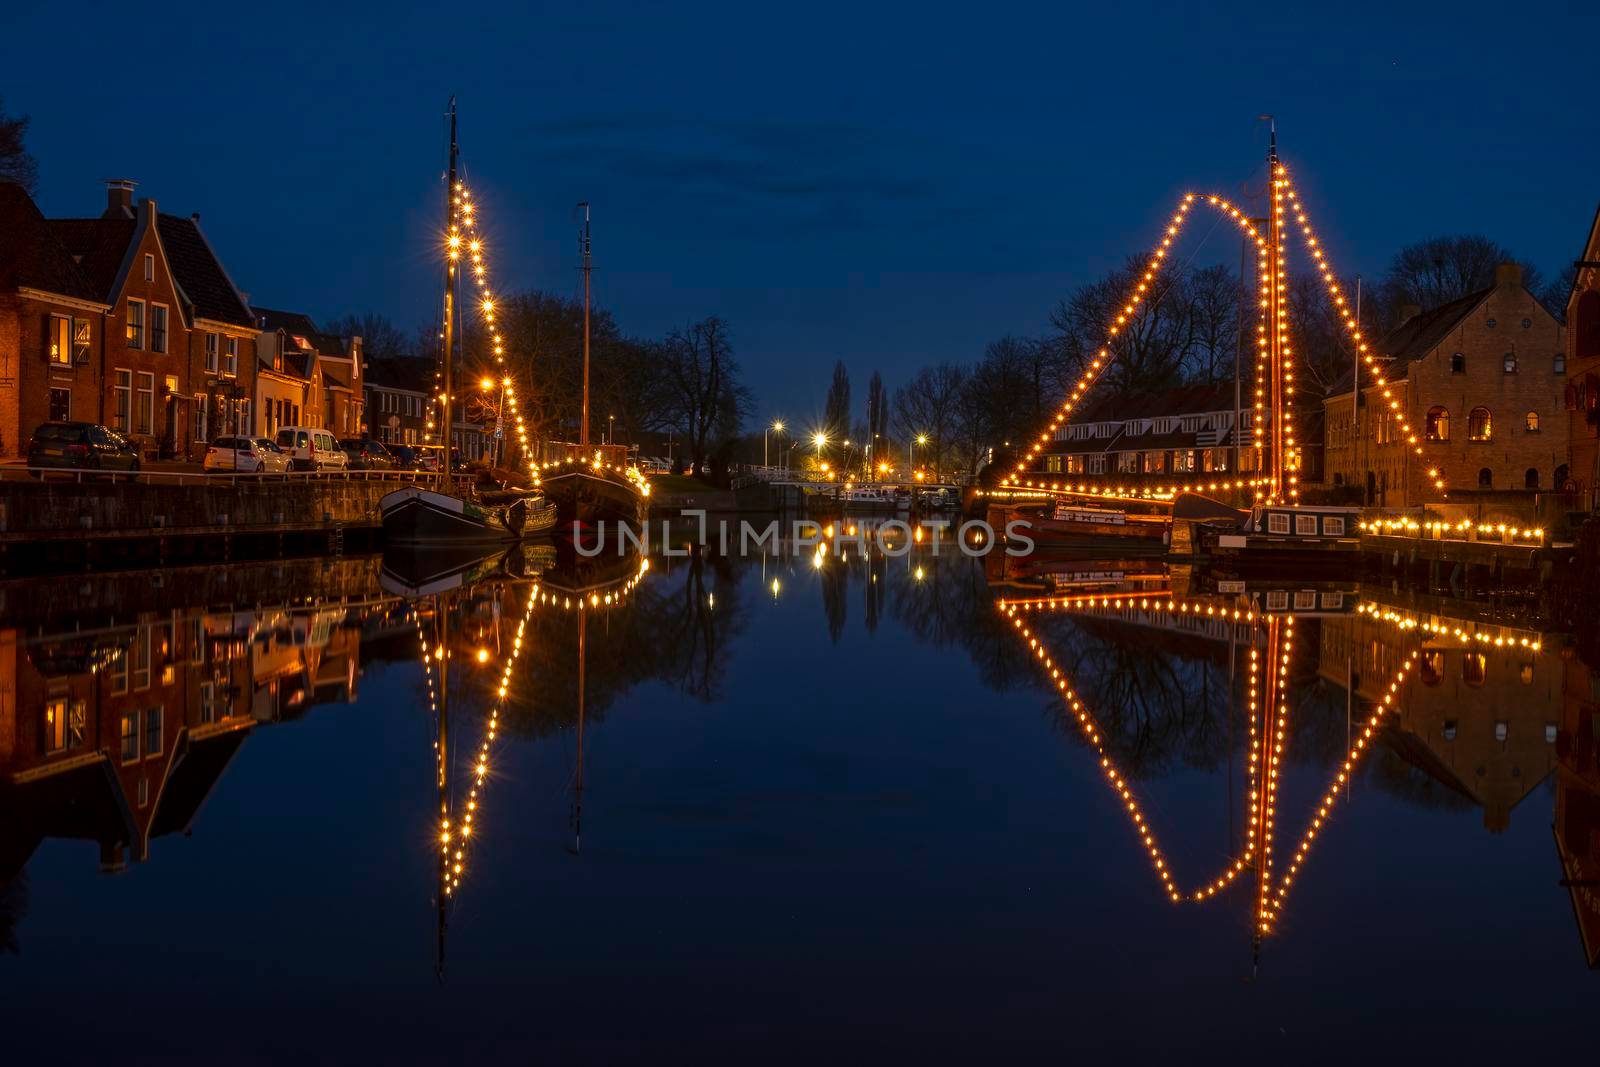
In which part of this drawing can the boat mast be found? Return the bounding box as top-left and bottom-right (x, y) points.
(441, 98), (459, 478)
(434, 593), (451, 979)
(1265, 121), (1285, 503)
(579, 202), (592, 451)
(570, 607), (586, 854)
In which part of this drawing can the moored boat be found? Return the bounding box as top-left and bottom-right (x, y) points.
(381, 484), (556, 545)
(1203, 503), (1361, 569)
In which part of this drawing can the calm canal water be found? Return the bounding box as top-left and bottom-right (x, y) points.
(0, 538), (1595, 1061)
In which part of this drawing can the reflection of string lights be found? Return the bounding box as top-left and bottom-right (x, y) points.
(1354, 602), (1542, 650)
(1001, 593), (1433, 935)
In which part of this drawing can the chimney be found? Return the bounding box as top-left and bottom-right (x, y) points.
(1398, 303), (1421, 327)
(1494, 262), (1523, 290)
(102, 179), (137, 219)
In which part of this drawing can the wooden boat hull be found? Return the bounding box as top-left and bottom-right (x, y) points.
(380, 486), (554, 545)
(542, 469), (647, 527)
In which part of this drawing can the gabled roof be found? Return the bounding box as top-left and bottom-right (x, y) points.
(251, 305), (320, 337)
(1076, 381), (1238, 423)
(1326, 288), (1492, 395)
(46, 216), (137, 301)
(156, 214), (253, 328)
(0, 183), (103, 302)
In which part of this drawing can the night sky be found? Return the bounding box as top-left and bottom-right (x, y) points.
(6, 1), (1598, 425)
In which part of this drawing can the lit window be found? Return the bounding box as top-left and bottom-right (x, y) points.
(1426, 406), (1449, 441)
(1295, 514), (1318, 536)
(1421, 651), (1443, 686)
(1463, 653), (1487, 687)
(120, 711), (140, 762)
(126, 299), (144, 348)
(1467, 407), (1492, 441)
(48, 315), (71, 365)
(225, 338), (238, 376)
(1524, 411), (1539, 432)
(1268, 513), (1290, 535)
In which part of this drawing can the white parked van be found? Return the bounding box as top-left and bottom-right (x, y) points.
(274, 426), (347, 471)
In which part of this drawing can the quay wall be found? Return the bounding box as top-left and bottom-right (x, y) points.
(0, 476), (423, 537)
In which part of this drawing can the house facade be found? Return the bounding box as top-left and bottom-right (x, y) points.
(0, 182), (109, 459)
(39, 181), (259, 462)
(1563, 205), (1600, 508)
(364, 357), (432, 445)
(1323, 264), (1567, 507)
(1041, 382), (1259, 479)
(252, 308), (363, 439)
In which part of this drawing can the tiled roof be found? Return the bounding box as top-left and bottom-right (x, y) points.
(0, 183), (102, 302)
(1076, 380), (1238, 423)
(365, 357), (435, 393)
(48, 217), (136, 299)
(251, 306), (320, 337)
(1325, 289), (1490, 395)
(312, 333), (347, 357)
(156, 214), (253, 328)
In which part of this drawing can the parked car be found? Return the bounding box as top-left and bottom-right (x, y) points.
(338, 437), (395, 470)
(204, 436), (290, 474)
(274, 426), (347, 471)
(26, 422), (140, 476)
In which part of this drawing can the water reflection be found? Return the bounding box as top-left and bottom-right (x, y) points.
(0, 538), (1596, 986)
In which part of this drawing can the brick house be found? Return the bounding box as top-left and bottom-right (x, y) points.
(1322, 263), (1567, 507)
(1041, 381), (1261, 478)
(156, 212), (259, 452)
(1562, 204), (1600, 507)
(0, 182), (109, 459)
(252, 308), (363, 438)
(39, 181), (259, 462)
(364, 356), (432, 445)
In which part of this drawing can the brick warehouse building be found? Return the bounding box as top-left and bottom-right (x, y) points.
(1562, 204), (1600, 508)
(1322, 263), (1567, 507)
(0, 180), (257, 463)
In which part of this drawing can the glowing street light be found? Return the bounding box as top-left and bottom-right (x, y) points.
(765, 419), (786, 468)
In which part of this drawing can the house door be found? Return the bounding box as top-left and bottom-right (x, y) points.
(163, 397), (179, 459)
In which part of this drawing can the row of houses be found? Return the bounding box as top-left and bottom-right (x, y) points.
(0, 179), (492, 464)
(1041, 228), (1600, 509)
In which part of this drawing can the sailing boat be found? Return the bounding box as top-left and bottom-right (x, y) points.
(382, 97), (556, 546)
(537, 203), (650, 528)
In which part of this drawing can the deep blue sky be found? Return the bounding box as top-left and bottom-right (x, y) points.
(6, 1), (1598, 425)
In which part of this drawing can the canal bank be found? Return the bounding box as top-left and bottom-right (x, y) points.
(0, 472), (447, 574)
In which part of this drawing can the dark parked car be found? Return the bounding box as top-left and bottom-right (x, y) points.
(338, 438), (395, 470)
(26, 422), (140, 476)
(389, 444), (418, 469)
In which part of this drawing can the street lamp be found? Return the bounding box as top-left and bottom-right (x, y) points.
(812, 431), (828, 475)
(607, 414), (615, 446)
(479, 376), (508, 467)
(765, 420), (785, 469)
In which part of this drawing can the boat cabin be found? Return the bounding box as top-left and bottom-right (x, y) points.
(1243, 504), (1359, 540)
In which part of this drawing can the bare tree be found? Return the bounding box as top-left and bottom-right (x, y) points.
(1376, 234), (1542, 329)
(324, 312), (409, 360)
(824, 361), (851, 441)
(658, 316), (749, 476)
(891, 362), (967, 475)
(1047, 255), (1192, 399)
(0, 97), (38, 195)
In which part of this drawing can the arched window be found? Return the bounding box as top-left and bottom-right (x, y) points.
(1503, 352), (1517, 373)
(1478, 467), (1493, 488)
(1450, 352), (1466, 374)
(1468, 407), (1492, 441)
(1463, 652), (1488, 687)
(1525, 411), (1540, 432)
(1556, 463), (1571, 488)
(1426, 406), (1450, 441)
(1525, 467), (1539, 489)
(1555, 352), (1567, 374)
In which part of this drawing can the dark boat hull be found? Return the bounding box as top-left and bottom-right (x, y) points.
(542, 469), (647, 527)
(380, 486), (555, 545)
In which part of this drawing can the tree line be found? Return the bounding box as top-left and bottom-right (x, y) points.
(817, 233), (1578, 480)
